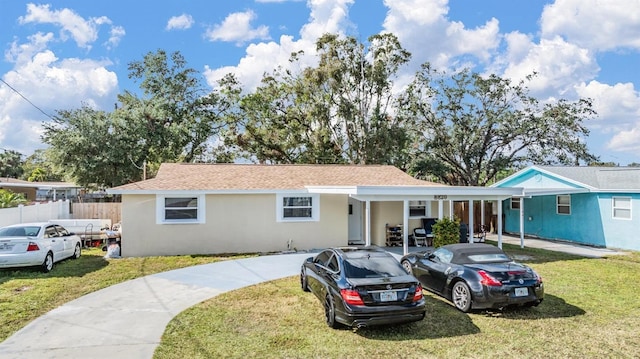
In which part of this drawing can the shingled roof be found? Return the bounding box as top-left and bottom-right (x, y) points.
(538, 166), (640, 190)
(111, 163), (440, 192)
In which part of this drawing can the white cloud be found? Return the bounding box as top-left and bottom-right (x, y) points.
(205, 10), (270, 44)
(17, 3), (123, 51)
(540, 0), (640, 51)
(500, 35), (599, 97)
(204, 0), (354, 90)
(0, 39), (118, 155)
(381, 0), (500, 71)
(166, 14), (194, 31)
(106, 26), (125, 49)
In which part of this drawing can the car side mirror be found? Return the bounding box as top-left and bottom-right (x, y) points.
(305, 257), (313, 264)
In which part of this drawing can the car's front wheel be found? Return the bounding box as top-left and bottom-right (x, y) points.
(72, 243), (81, 259)
(452, 281), (472, 312)
(41, 252), (54, 273)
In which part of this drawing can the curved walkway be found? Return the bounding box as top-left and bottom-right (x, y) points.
(0, 239), (627, 359)
(0, 253), (313, 359)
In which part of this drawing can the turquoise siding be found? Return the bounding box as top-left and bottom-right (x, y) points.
(503, 193), (640, 250)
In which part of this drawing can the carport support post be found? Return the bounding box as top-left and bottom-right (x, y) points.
(365, 200), (371, 246)
(497, 199), (503, 249)
(468, 200), (474, 242)
(403, 200), (409, 256)
(519, 198), (525, 248)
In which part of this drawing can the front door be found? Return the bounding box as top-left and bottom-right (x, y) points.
(348, 197), (363, 245)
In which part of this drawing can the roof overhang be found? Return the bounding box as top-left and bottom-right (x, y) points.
(306, 185), (523, 201)
(520, 188), (591, 197)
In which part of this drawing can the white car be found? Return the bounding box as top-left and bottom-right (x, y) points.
(0, 222), (82, 272)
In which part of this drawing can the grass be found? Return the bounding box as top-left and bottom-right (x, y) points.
(0, 247), (252, 342)
(154, 243), (640, 359)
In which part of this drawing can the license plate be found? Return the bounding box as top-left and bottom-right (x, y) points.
(380, 291), (397, 302)
(0, 244), (13, 252)
(514, 287), (528, 297)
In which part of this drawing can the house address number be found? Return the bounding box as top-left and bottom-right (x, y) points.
(433, 195), (448, 200)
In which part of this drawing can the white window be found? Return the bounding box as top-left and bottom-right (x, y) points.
(277, 194), (319, 222)
(156, 195), (205, 224)
(557, 195), (571, 215)
(612, 197), (631, 220)
(409, 200), (426, 217)
(511, 198), (521, 210)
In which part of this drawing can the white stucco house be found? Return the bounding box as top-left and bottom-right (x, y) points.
(107, 163), (521, 257)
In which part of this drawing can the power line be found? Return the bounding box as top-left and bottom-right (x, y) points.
(0, 78), (56, 121)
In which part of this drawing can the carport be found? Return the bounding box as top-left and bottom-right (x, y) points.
(308, 185), (524, 255)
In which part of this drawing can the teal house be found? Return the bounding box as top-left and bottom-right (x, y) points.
(492, 166), (640, 251)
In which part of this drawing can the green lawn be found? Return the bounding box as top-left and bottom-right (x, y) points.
(2, 244), (639, 359)
(154, 244), (640, 359)
(0, 248), (252, 342)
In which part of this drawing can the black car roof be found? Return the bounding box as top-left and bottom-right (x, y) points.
(441, 243), (507, 263)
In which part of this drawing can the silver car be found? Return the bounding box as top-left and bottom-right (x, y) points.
(0, 222), (82, 272)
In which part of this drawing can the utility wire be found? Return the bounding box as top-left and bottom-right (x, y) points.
(0, 78), (56, 120)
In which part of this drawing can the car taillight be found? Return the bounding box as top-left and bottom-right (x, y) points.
(340, 289), (364, 306)
(478, 270), (502, 286)
(413, 284), (424, 302)
(535, 272), (543, 284)
(27, 242), (40, 252)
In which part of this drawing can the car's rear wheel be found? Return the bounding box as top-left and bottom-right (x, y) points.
(324, 295), (339, 329)
(300, 269), (310, 292)
(401, 260), (413, 274)
(72, 243), (81, 259)
(452, 281), (472, 312)
(41, 252), (54, 273)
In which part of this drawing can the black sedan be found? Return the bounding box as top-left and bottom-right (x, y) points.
(300, 246), (426, 329)
(400, 243), (544, 312)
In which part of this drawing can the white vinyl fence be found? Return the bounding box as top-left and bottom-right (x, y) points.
(0, 200), (71, 228)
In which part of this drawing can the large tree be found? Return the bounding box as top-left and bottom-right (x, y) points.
(42, 105), (141, 188)
(402, 66), (597, 186)
(42, 50), (234, 187)
(226, 33), (415, 166)
(0, 149), (24, 178)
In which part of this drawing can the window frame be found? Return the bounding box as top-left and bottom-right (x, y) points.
(409, 200), (427, 218)
(276, 193), (319, 222)
(612, 196), (632, 220)
(510, 197), (521, 210)
(156, 194), (206, 224)
(556, 195), (571, 215)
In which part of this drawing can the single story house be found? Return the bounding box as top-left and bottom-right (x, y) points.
(0, 178), (80, 202)
(107, 163), (522, 257)
(492, 165), (640, 251)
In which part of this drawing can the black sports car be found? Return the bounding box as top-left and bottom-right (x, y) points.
(300, 246), (426, 329)
(400, 243), (544, 312)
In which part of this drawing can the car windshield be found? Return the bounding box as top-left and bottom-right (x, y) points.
(343, 255), (408, 278)
(0, 226), (41, 237)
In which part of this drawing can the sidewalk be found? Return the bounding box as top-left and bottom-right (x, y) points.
(0, 238), (627, 359)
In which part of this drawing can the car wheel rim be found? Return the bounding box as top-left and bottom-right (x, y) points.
(74, 245), (81, 258)
(46, 255), (53, 271)
(325, 299), (333, 325)
(453, 284), (469, 309)
(402, 261), (412, 274)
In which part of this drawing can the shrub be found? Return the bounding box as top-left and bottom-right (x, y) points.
(432, 217), (461, 247)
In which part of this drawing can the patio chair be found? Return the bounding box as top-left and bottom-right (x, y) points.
(412, 228), (428, 247)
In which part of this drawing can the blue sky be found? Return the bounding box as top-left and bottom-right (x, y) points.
(1, 0), (639, 165)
